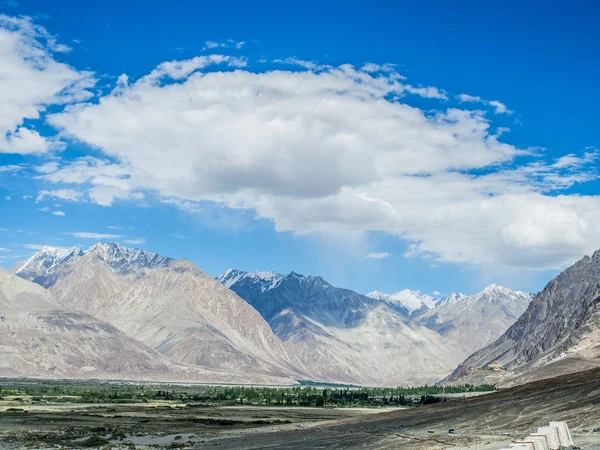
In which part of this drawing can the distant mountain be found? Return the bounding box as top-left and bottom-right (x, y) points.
(436, 292), (468, 306)
(11, 246), (84, 288)
(417, 284), (531, 355)
(0, 268), (293, 385)
(218, 269), (466, 386)
(218, 268), (284, 292)
(12, 243), (303, 380)
(366, 289), (435, 315)
(11, 242), (171, 289)
(447, 251), (600, 387)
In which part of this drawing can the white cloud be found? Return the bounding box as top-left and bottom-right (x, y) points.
(39, 55), (600, 271)
(22, 195), (32, 199)
(67, 232), (121, 239)
(51, 210), (65, 216)
(122, 238), (146, 245)
(0, 15), (95, 154)
(489, 100), (512, 115)
(203, 40), (246, 51)
(433, 290), (441, 295)
(0, 164), (23, 173)
(457, 93), (482, 103)
(36, 189), (83, 202)
(37, 206), (50, 212)
(366, 252), (391, 259)
(170, 234), (189, 239)
(458, 94), (512, 115)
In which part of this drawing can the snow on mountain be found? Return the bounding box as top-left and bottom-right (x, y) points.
(217, 268), (284, 292)
(418, 284), (531, 355)
(436, 292), (467, 306)
(11, 242), (172, 288)
(367, 289), (436, 315)
(85, 242), (172, 276)
(12, 246), (83, 287)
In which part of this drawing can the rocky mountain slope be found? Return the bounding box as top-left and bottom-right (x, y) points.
(447, 250), (600, 386)
(0, 269), (292, 384)
(218, 270), (466, 386)
(12, 243), (303, 380)
(417, 284), (531, 355)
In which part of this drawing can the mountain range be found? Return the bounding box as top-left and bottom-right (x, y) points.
(11, 242), (301, 380)
(0, 268), (291, 385)
(218, 269), (465, 385)
(217, 268), (532, 384)
(4, 241), (542, 386)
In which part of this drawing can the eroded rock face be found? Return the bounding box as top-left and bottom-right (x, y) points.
(447, 250), (600, 386)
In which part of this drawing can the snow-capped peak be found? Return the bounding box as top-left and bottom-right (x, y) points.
(436, 292), (467, 306)
(217, 268), (247, 288)
(365, 290), (389, 301)
(367, 289), (436, 314)
(13, 242), (172, 283)
(217, 269), (285, 292)
(466, 284), (532, 309)
(85, 241), (172, 273)
(14, 245), (83, 276)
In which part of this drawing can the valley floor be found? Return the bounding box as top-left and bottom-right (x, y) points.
(0, 399), (390, 449)
(2, 369), (600, 449)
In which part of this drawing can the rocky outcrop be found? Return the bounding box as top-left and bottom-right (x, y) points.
(446, 250), (600, 386)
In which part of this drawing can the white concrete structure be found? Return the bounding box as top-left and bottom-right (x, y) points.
(536, 427), (561, 450)
(523, 435), (549, 450)
(549, 421), (574, 447)
(529, 433), (552, 450)
(511, 443), (535, 450)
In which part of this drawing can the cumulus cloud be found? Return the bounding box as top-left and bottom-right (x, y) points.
(34, 157), (144, 206)
(41, 56), (600, 269)
(51, 210), (65, 216)
(366, 252), (391, 259)
(0, 15), (95, 154)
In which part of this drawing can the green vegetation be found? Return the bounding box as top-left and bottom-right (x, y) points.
(0, 379), (496, 409)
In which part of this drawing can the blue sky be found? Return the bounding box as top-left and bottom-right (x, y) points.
(0, 0), (599, 296)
